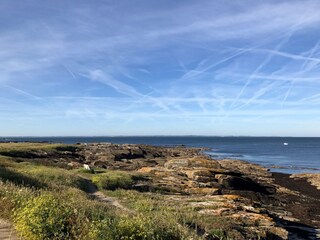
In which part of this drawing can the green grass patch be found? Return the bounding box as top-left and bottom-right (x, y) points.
(22, 166), (91, 191)
(92, 171), (142, 191)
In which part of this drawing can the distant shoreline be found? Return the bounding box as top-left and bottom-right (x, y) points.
(1, 135), (320, 138)
(1, 137), (320, 175)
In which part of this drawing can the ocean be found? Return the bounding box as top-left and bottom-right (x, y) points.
(1, 136), (320, 174)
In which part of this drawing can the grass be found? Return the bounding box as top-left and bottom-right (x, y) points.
(92, 171), (136, 190)
(0, 165), (46, 188)
(0, 142), (64, 151)
(91, 170), (154, 191)
(0, 142), (78, 159)
(0, 156), (89, 191)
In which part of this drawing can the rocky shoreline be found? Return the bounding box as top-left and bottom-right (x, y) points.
(71, 143), (318, 240)
(2, 142), (320, 239)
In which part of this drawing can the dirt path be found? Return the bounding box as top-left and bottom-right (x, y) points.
(85, 180), (133, 213)
(0, 218), (19, 240)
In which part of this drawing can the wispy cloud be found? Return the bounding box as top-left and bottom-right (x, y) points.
(87, 69), (141, 98)
(1, 0), (320, 136)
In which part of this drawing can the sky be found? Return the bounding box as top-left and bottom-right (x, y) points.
(1, 0), (320, 137)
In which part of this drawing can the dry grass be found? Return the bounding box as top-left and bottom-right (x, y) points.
(0, 142), (64, 152)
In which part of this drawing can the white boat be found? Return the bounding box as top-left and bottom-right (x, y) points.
(283, 142), (288, 146)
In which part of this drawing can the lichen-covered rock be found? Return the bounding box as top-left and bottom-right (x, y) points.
(186, 187), (221, 195)
(183, 169), (215, 182)
(164, 159), (191, 169)
(164, 157), (220, 169)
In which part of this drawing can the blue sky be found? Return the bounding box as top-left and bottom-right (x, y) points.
(1, 0), (320, 136)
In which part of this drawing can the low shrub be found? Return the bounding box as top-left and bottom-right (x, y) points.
(88, 218), (114, 240)
(114, 213), (201, 240)
(77, 168), (95, 174)
(0, 180), (35, 219)
(114, 214), (154, 240)
(14, 191), (91, 240)
(88, 213), (190, 240)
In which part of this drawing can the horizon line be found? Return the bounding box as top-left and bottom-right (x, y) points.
(1, 135), (319, 138)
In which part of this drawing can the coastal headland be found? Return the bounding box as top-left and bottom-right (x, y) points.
(0, 142), (319, 239)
